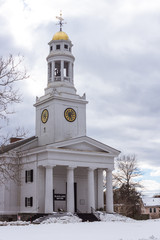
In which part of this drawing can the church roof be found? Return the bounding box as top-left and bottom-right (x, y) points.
(52, 31), (69, 40)
(0, 136), (37, 154)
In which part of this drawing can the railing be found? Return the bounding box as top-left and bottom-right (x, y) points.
(76, 208), (81, 213)
(54, 77), (70, 82)
(64, 77), (70, 81)
(54, 77), (61, 81)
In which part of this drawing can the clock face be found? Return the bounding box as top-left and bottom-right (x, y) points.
(64, 108), (76, 122)
(41, 109), (49, 123)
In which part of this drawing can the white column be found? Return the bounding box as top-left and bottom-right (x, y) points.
(69, 62), (72, 82)
(106, 169), (114, 213)
(98, 169), (104, 210)
(45, 166), (53, 213)
(88, 167), (95, 213)
(72, 63), (74, 83)
(52, 61), (55, 82)
(67, 167), (74, 213)
(48, 63), (50, 83)
(61, 60), (64, 81)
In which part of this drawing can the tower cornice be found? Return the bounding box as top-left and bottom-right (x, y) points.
(46, 52), (75, 61)
(34, 94), (88, 107)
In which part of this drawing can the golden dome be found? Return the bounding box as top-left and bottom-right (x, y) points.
(52, 31), (69, 41)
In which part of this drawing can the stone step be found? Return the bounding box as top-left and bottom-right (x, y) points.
(76, 213), (100, 222)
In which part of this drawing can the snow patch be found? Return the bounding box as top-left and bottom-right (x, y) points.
(139, 236), (159, 240)
(0, 221), (30, 226)
(41, 215), (82, 224)
(99, 212), (135, 222)
(0, 216), (160, 240)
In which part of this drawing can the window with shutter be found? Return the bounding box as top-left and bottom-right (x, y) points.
(30, 197), (33, 207)
(25, 170), (34, 183)
(25, 197), (27, 207)
(25, 197), (33, 207)
(25, 171), (27, 183)
(31, 170), (33, 182)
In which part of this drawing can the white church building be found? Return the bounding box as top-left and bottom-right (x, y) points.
(0, 16), (120, 220)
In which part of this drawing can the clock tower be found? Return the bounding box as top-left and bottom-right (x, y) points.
(34, 14), (88, 146)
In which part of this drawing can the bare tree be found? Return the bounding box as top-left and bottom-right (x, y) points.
(0, 54), (29, 121)
(0, 151), (23, 185)
(113, 154), (142, 218)
(0, 54), (29, 143)
(0, 54), (29, 184)
(113, 154), (142, 189)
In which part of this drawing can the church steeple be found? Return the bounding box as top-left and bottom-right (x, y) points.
(35, 14), (87, 146)
(45, 13), (76, 95)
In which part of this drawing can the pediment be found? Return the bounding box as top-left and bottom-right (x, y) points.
(59, 142), (107, 153)
(49, 136), (120, 156)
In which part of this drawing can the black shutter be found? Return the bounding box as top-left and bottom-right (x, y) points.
(25, 197), (27, 207)
(31, 170), (33, 182)
(25, 171), (27, 183)
(30, 197), (33, 207)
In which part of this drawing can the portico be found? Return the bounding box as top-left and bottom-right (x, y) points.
(36, 135), (118, 214)
(43, 165), (113, 213)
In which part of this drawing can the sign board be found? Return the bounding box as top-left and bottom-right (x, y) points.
(54, 194), (66, 201)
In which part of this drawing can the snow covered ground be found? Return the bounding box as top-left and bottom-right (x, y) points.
(0, 214), (160, 240)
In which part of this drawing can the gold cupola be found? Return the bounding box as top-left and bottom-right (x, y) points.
(52, 31), (69, 41)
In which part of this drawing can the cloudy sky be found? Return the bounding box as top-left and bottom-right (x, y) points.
(1, 0), (160, 196)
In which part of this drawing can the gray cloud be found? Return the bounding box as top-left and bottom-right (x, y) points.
(1, 1), (160, 191)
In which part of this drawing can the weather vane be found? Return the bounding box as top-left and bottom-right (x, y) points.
(56, 11), (66, 31)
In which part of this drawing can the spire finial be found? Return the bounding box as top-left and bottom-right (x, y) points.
(56, 11), (66, 31)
